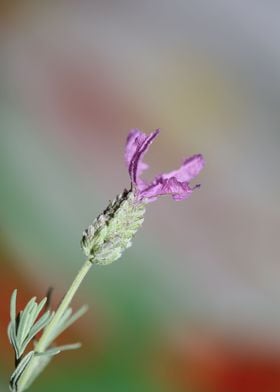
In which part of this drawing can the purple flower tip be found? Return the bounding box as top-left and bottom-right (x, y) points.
(125, 129), (205, 202)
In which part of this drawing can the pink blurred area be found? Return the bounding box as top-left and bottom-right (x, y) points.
(1, 1), (280, 391)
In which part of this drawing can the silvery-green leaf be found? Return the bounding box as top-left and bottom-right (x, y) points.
(50, 305), (88, 343)
(16, 298), (37, 350)
(9, 351), (34, 392)
(7, 291), (54, 359)
(20, 311), (53, 356)
(8, 291), (87, 391)
(10, 289), (17, 324)
(19, 354), (53, 392)
(43, 342), (82, 355)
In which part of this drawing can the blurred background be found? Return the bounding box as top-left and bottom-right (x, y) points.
(1, 1), (280, 391)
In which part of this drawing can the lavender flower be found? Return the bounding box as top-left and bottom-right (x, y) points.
(81, 129), (204, 265)
(9, 128), (205, 392)
(125, 129), (205, 202)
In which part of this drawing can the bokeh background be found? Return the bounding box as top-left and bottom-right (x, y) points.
(1, 1), (280, 391)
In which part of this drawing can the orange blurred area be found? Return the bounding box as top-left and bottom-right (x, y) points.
(0, 237), (35, 363)
(157, 330), (280, 392)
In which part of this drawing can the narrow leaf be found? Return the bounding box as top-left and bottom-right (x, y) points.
(16, 298), (36, 349)
(51, 305), (88, 343)
(10, 289), (17, 324)
(9, 351), (34, 392)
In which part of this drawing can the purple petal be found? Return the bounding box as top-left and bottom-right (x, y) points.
(124, 129), (204, 203)
(124, 129), (146, 169)
(160, 154), (205, 182)
(140, 177), (195, 202)
(125, 129), (160, 186)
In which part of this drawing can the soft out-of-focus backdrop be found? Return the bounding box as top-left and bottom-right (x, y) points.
(1, 1), (280, 391)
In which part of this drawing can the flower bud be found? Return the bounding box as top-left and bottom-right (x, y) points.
(81, 189), (146, 265)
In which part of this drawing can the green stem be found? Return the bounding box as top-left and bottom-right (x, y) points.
(16, 258), (93, 392)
